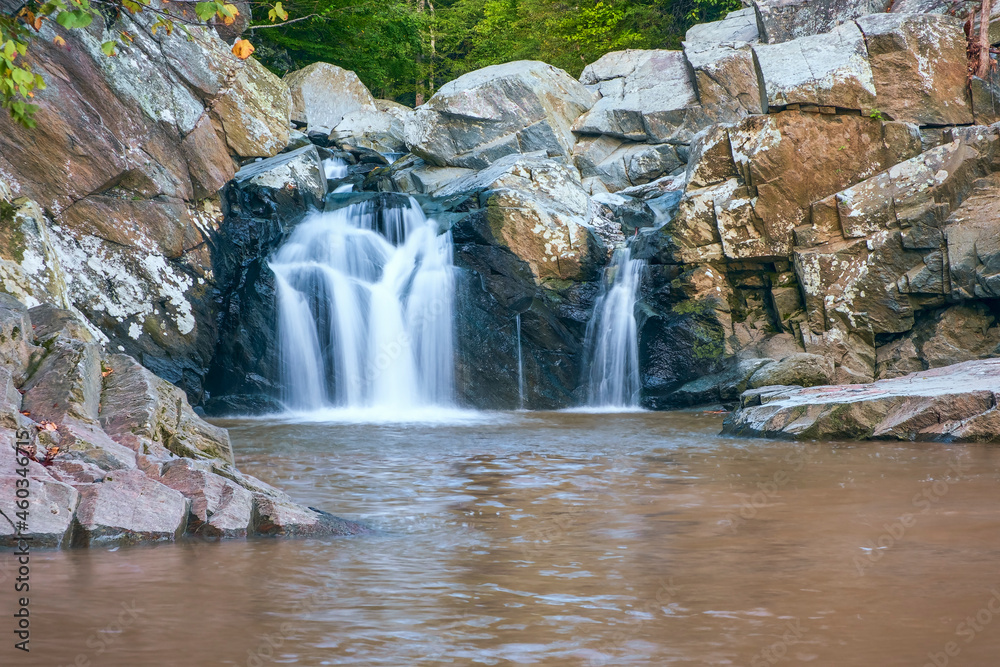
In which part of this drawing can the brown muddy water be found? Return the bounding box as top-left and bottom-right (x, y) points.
(9, 410), (1000, 666)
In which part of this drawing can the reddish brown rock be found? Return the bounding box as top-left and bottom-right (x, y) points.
(72, 469), (188, 547)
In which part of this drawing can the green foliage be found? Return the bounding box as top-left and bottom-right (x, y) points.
(253, 0), (744, 103)
(868, 108), (887, 122)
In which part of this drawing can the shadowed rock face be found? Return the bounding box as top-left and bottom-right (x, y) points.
(723, 359), (1000, 442)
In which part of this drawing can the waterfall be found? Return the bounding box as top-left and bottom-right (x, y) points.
(515, 313), (525, 410)
(269, 196), (455, 415)
(583, 247), (645, 409)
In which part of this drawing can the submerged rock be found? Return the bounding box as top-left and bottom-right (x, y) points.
(724, 359), (1000, 442)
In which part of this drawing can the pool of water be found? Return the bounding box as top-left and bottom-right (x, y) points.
(15, 410), (1000, 666)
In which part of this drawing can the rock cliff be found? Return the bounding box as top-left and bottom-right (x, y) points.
(2, 0), (1000, 436)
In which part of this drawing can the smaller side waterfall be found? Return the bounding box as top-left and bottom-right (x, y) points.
(516, 313), (525, 410)
(583, 247), (646, 409)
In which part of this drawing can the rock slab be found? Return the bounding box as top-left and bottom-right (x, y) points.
(723, 359), (1000, 442)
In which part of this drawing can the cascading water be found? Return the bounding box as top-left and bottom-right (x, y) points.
(582, 247), (646, 409)
(515, 313), (525, 410)
(269, 195), (456, 415)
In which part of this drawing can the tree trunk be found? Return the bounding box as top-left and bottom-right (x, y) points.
(979, 0), (993, 78)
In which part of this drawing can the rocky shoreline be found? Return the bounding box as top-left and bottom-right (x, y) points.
(0, 295), (366, 548)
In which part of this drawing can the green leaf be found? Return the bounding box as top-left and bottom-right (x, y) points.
(273, 2), (288, 21)
(55, 9), (92, 29)
(194, 2), (218, 22)
(100, 40), (115, 56)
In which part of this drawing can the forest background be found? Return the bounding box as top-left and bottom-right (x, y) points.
(251, 0), (742, 105)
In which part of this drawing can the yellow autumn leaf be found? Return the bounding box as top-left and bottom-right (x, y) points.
(53, 35), (66, 46)
(232, 38), (254, 60)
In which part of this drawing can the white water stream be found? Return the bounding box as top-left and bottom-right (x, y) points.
(270, 194), (456, 416)
(583, 247), (646, 409)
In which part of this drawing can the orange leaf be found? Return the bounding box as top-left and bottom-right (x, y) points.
(34, 16), (43, 31)
(53, 35), (66, 46)
(232, 39), (254, 60)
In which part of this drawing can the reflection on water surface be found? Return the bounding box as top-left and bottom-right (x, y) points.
(16, 411), (1000, 666)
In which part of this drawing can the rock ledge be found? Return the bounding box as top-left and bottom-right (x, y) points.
(722, 359), (1000, 442)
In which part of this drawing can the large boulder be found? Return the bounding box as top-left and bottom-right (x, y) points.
(405, 61), (594, 169)
(72, 469), (189, 547)
(752, 0), (891, 43)
(572, 50), (707, 145)
(683, 41), (765, 120)
(157, 459), (253, 539)
(437, 153), (605, 283)
(724, 359), (1000, 442)
(747, 352), (835, 388)
(232, 145), (328, 209)
(284, 62), (378, 134)
(856, 13), (972, 126)
(213, 57), (291, 158)
(573, 136), (683, 193)
(753, 21), (876, 112)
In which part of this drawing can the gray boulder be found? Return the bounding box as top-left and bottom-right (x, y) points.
(684, 40), (765, 119)
(284, 62), (378, 134)
(752, 0), (891, 43)
(753, 21), (876, 111)
(572, 50), (705, 145)
(573, 136), (683, 193)
(747, 352), (834, 388)
(685, 7), (759, 43)
(437, 153), (606, 283)
(233, 145), (327, 208)
(405, 61), (593, 169)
